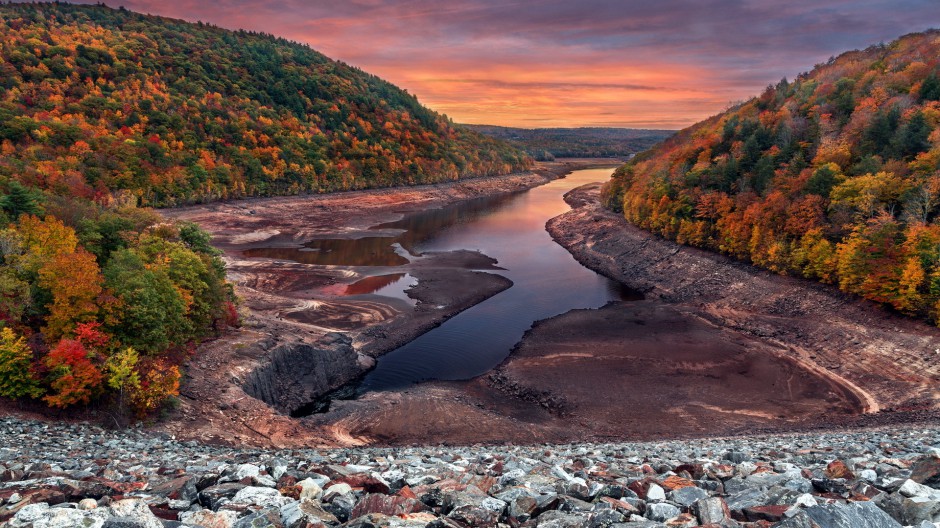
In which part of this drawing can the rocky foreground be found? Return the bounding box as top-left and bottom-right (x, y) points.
(3, 418), (940, 527)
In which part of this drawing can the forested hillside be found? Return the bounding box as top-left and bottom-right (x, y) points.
(0, 3), (530, 207)
(603, 30), (940, 322)
(465, 125), (672, 160)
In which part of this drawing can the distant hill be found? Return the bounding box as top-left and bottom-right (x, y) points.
(603, 29), (940, 322)
(464, 125), (673, 160)
(0, 3), (530, 207)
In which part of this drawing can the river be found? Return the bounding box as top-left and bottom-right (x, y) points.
(355, 167), (637, 393)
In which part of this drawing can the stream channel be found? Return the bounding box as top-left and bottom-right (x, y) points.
(252, 168), (639, 410)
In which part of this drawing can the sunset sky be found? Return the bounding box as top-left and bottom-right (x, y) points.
(53, 1), (940, 129)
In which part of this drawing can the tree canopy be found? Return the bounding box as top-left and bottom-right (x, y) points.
(603, 30), (940, 323)
(0, 2), (531, 207)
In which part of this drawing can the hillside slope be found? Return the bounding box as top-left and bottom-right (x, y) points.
(604, 29), (940, 323)
(0, 3), (530, 207)
(465, 124), (673, 160)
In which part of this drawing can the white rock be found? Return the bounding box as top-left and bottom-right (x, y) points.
(297, 478), (323, 500)
(10, 502), (110, 528)
(109, 498), (164, 528)
(646, 483), (666, 502)
(551, 465), (572, 481)
(254, 474), (277, 488)
(900, 479), (940, 499)
(271, 461), (289, 481)
(859, 469), (878, 482)
(323, 482), (353, 500)
(77, 498), (97, 510)
(229, 486), (291, 508)
(736, 461), (757, 477)
(179, 509), (239, 528)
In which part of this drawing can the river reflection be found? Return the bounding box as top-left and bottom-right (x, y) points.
(356, 168), (641, 393)
(242, 193), (520, 267)
(246, 168), (639, 398)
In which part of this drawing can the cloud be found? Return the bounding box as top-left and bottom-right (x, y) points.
(32, 0), (940, 128)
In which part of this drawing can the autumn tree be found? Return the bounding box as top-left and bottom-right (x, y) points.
(0, 327), (41, 399)
(43, 339), (104, 408)
(38, 249), (104, 342)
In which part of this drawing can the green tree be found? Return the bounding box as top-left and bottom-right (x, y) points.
(0, 181), (43, 220)
(103, 249), (187, 354)
(0, 327), (41, 399)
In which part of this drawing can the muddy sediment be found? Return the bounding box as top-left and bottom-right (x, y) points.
(147, 160), (613, 447)
(127, 164), (940, 448)
(545, 183), (940, 419)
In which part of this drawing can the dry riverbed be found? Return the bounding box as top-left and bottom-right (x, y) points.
(19, 162), (936, 448)
(293, 183), (940, 446)
(148, 160), (616, 447)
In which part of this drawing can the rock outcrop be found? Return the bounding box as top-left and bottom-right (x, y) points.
(242, 334), (364, 416)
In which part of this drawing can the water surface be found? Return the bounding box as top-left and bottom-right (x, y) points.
(357, 168), (638, 393)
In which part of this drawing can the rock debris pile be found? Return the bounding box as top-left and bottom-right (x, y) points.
(3, 417), (940, 527)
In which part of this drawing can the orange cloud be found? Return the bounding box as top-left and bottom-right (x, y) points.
(46, 0), (940, 129)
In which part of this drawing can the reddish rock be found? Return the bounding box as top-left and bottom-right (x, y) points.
(0, 488), (67, 523)
(627, 477), (658, 499)
(707, 464), (735, 480)
(397, 485), (418, 500)
(825, 460), (855, 480)
(744, 505), (790, 522)
(911, 453), (940, 484)
(350, 493), (429, 518)
(149, 505), (180, 521)
(600, 496), (639, 515)
(277, 473), (298, 489)
(661, 475), (696, 490)
(674, 464), (705, 480)
(665, 513), (698, 527)
(149, 476), (198, 502)
(280, 484), (301, 500)
(330, 474), (390, 494)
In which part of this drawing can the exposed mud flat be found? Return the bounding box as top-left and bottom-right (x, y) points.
(301, 184), (940, 447)
(148, 160), (614, 447)
(134, 165), (940, 448)
(312, 300), (865, 447)
(546, 183), (940, 420)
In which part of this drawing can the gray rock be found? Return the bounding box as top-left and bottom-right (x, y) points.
(102, 517), (153, 528)
(199, 483), (248, 509)
(798, 501), (904, 528)
(589, 508), (626, 527)
(668, 485), (708, 507)
(645, 502), (680, 522)
(692, 497), (730, 525)
(535, 510), (590, 528)
(233, 507), (284, 528)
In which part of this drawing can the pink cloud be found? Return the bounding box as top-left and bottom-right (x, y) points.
(30, 0), (940, 128)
